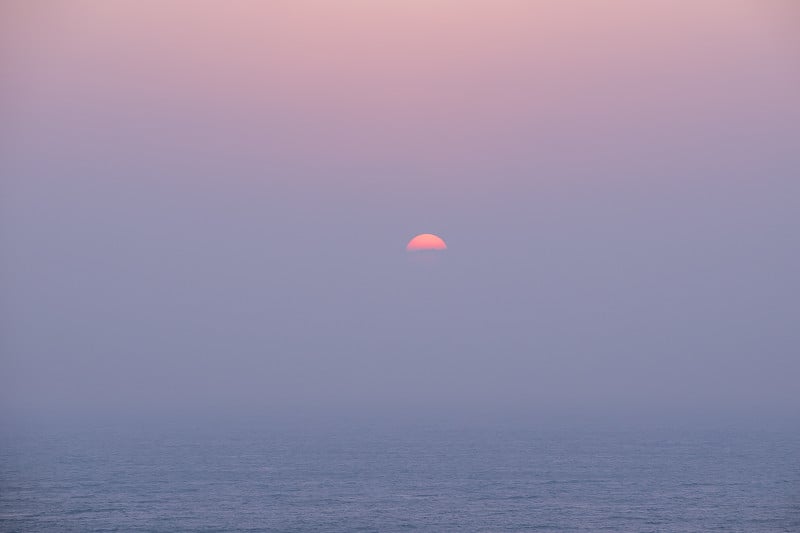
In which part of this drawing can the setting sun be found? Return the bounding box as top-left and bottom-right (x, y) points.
(406, 233), (447, 251)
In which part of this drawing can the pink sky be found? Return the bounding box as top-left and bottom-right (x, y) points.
(5, 1), (798, 190)
(2, 1), (798, 419)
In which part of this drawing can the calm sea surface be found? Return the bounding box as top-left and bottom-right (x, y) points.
(1, 422), (798, 531)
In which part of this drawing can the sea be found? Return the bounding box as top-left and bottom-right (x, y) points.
(1, 420), (798, 532)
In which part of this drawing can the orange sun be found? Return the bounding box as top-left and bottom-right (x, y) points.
(406, 233), (447, 251)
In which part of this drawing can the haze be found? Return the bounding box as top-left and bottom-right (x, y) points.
(2, 1), (798, 426)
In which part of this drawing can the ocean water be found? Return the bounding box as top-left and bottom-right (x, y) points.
(1, 422), (798, 532)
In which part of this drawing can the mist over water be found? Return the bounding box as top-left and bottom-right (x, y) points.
(1, 3), (799, 531)
(2, 423), (800, 531)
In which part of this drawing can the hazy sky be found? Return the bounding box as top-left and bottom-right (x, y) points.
(2, 1), (798, 424)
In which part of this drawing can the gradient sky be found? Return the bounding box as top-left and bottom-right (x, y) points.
(2, 1), (798, 424)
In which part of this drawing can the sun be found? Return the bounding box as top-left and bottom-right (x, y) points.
(406, 233), (447, 251)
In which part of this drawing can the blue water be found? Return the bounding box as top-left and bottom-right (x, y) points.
(1, 423), (798, 531)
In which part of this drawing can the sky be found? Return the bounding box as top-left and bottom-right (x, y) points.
(1, 1), (799, 425)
